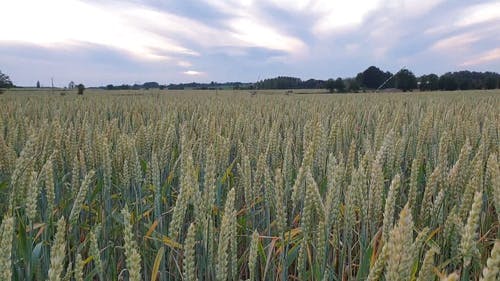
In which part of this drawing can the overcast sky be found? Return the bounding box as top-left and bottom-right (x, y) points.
(1, 0), (499, 86)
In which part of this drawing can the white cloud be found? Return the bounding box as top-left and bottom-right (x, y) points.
(430, 33), (481, 52)
(0, 0), (201, 60)
(117, 5), (238, 49)
(183, 70), (203, 76)
(311, 0), (381, 34)
(456, 2), (500, 27)
(461, 48), (500, 67)
(429, 23), (499, 54)
(202, 0), (308, 56)
(267, 0), (383, 35)
(423, 2), (500, 37)
(0, 0), (307, 62)
(227, 17), (307, 55)
(310, 0), (445, 35)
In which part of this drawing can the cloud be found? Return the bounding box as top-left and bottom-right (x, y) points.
(227, 17), (307, 55)
(201, 0), (308, 56)
(428, 22), (499, 54)
(456, 1), (500, 27)
(423, 1), (500, 38)
(0, 0), (203, 60)
(1, 0), (311, 62)
(430, 33), (482, 52)
(183, 70), (204, 76)
(461, 48), (500, 67)
(312, 0), (381, 34)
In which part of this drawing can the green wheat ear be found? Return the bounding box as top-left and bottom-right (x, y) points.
(216, 188), (236, 281)
(479, 240), (500, 281)
(0, 215), (14, 281)
(183, 223), (197, 281)
(248, 229), (260, 281)
(417, 247), (439, 281)
(385, 204), (414, 281)
(48, 216), (67, 281)
(122, 206), (142, 281)
(460, 191), (483, 268)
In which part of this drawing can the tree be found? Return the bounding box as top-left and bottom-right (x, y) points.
(68, 81), (75, 89)
(36, 80), (41, 88)
(394, 69), (417, 92)
(343, 78), (360, 92)
(302, 79), (325, 89)
(325, 77), (347, 93)
(0, 70), (13, 88)
(483, 72), (499, 89)
(356, 66), (391, 89)
(383, 71), (395, 88)
(439, 73), (458, 91)
(256, 76), (302, 89)
(334, 78), (346, 92)
(77, 84), (85, 95)
(419, 74), (439, 91)
(325, 79), (335, 93)
(143, 82), (160, 89)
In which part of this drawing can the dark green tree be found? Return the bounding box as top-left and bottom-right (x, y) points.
(356, 66), (391, 89)
(143, 82), (160, 89)
(0, 70), (13, 88)
(256, 76), (302, 89)
(325, 79), (335, 93)
(384, 71), (395, 88)
(419, 74), (439, 91)
(77, 83), (85, 95)
(302, 79), (325, 89)
(36, 80), (40, 88)
(394, 69), (417, 92)
(344, 78), (360, 92)
(439, 73), (458, 91)
(334, 77), (346, 92)
(483, 72), (499, 89)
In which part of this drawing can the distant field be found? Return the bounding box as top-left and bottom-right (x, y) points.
(0, 89), (498, 281)
(3, 87), (331, 96)
(3, 87), (500, 96)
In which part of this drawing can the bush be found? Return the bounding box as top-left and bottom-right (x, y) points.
(77, 84), (85, 95)
(0, 70), (13, 88)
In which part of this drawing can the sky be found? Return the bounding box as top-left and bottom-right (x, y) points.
(0, 0), (499, 87)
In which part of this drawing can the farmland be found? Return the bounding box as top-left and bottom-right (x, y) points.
(0, 89), (499, 281)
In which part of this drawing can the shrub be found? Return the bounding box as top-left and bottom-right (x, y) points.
(77, 84), (85, 95)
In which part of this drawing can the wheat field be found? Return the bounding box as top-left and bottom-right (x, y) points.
(0, 89), (499, 281)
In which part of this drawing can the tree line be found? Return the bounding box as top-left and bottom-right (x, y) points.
(255, 67), (500, 92)
(1, 67), (499, 93)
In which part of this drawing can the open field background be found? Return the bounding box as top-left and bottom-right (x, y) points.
(0, 90), (499, 281)
(3, 88), (500, 96)
(1, 88), (331, 97)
